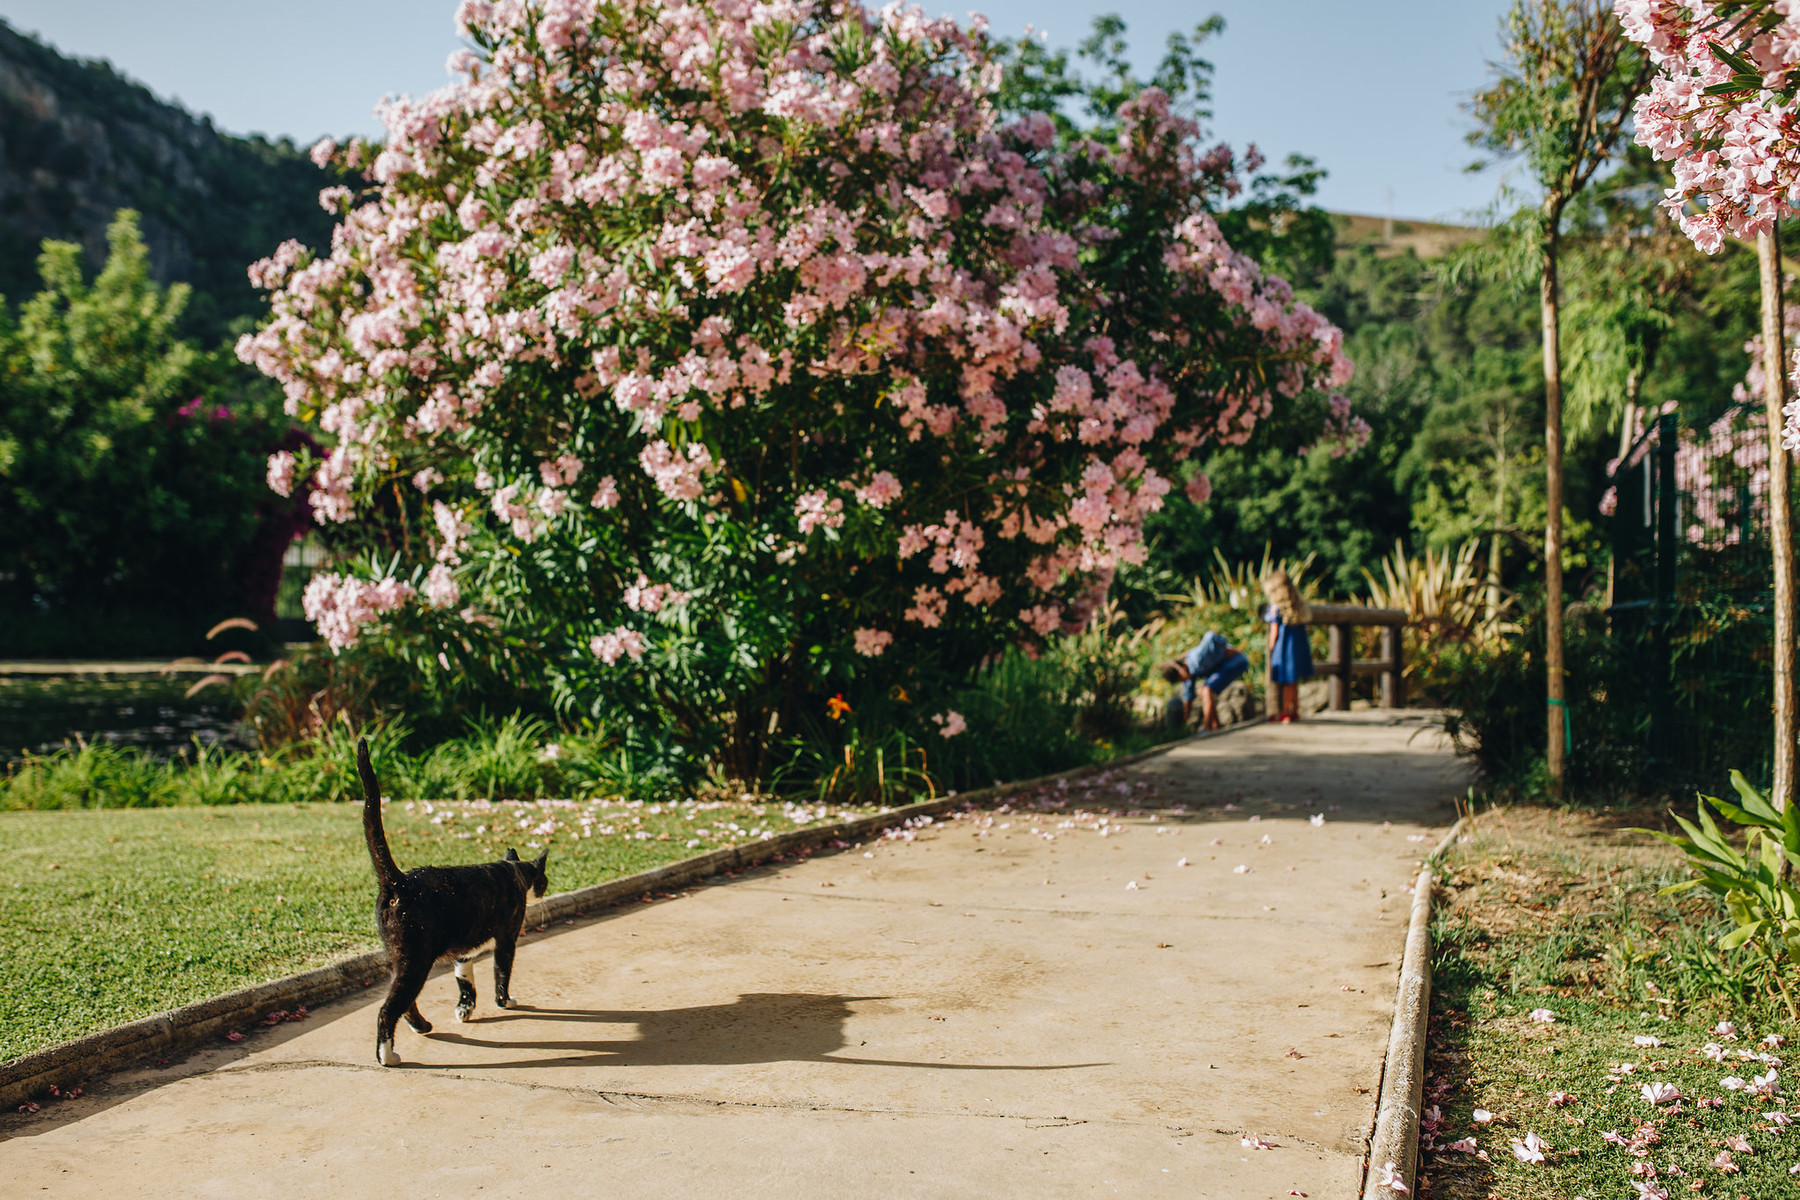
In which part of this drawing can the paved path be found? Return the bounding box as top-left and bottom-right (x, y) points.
(2, 712), (1467, 1198)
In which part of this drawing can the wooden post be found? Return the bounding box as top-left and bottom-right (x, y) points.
(1329, 624), (1352, 711)
(1380, 625), (1404, 709)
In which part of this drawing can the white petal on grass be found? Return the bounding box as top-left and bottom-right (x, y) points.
(1529, 1008), (1556, 1023)
(1509, 1131), (1548, 1164)
(1641, 1081), (1682, 1104)
(1633, 1035), (1662, 1048)
(1472, 1109), (1496, 1124)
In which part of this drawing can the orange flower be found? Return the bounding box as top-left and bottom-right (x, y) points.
(826, 693), (852, 721)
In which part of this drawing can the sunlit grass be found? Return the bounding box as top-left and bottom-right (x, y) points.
(0, 795), (870, 1063)
(1424, 806), (1798, 1198)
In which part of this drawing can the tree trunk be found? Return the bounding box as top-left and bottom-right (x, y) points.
(1486, 532), (1503, 638)
(1542, 214), (1567, 795)
(1758, 229), (1797, 811)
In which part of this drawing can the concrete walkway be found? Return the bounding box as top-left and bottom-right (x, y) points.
(2, 712), (1467, 1198)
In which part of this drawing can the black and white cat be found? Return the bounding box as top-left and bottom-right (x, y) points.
(358, 738), (549, 1066)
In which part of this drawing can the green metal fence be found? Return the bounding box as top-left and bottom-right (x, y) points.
(1608, 408), (1782, 792)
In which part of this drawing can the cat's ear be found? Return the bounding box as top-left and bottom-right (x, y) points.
(504, 848), (520, 861)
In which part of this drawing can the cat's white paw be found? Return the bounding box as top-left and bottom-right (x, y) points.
(455, 1004), (474, 1023)
(377, 1038), (399, 1067)
(499, 997), (518, 1009)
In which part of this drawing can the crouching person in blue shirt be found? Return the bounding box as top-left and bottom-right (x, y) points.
(1160, 632), (1250, 732)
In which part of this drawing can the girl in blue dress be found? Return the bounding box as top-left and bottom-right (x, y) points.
(1261, 569), (1313, 723)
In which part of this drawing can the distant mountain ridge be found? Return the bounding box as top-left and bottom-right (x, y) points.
(0, 19), (339, 344)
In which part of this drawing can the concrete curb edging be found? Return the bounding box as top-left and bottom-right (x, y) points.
(1359, 813), (1469, 1200)
(1, 717), (1259, 1110)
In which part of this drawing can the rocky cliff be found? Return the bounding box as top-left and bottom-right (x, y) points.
(0, 20), (339, 343)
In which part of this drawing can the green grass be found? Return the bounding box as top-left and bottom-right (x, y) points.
(1425, 805), (1798, 1198)
(0, 794), (872, 1063)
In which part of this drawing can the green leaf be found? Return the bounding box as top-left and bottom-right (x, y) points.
(1707, 40), (1760, 77)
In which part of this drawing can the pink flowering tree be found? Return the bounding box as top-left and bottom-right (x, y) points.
(239, 0), (1355, 779)
(1617, 0), (1800, 804)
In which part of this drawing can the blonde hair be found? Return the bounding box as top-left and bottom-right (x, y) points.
(1261, 569), (1311, 625)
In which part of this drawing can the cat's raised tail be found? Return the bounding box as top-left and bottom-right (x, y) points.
(357, 737), (403, 891)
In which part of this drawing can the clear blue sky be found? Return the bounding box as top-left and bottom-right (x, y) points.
(0, 0), (1516, 223)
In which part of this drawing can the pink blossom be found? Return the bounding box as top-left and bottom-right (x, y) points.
(423, 563), (460, 608)
(933, 710), (967, 737)
(623, 573), (687, 612)
(855, 471), (902, 508)
(302, 572), (416, 651)
(266, 451), (296, 497)
(590, 627), (647, 665)
(639, 441), (713, 502)
(795, 490), (845, 534)
(853, 628), (893, 656)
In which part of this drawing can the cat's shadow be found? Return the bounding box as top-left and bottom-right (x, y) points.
(410, 991), (1103, 1072)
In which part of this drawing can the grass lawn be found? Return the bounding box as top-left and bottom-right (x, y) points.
(1, 794), (873, 1063)
(1424, 805), (1799, 1199)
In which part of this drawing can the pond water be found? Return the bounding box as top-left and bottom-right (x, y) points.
(0, 676), (253, 763)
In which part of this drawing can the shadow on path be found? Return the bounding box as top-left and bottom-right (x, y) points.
(412, 992), (1107, 1073)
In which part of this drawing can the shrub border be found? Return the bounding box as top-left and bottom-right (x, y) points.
(1359, 813), (1469, 1199)
(0, 717), (1260, 1109)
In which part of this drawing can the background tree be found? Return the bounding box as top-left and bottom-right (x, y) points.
(1469, 0), (1651, 793)
(0, 211), (305, 655)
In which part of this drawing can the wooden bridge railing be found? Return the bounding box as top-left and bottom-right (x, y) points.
(1269, 603), (1408, 710)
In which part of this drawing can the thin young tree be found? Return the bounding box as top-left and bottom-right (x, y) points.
(1470, 0), (1650, 793)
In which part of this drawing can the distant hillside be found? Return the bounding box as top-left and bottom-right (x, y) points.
(1332, 211), (1483, 260)
(0, 20), (339, 345)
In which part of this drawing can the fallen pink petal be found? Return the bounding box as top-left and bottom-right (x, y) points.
(1510, 1131), (1548, 1163)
